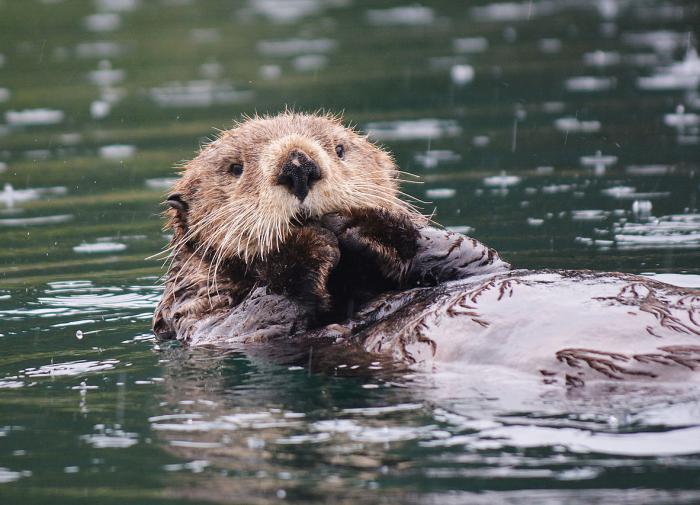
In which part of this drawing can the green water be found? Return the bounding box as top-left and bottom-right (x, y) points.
(1, 1), (700, 503)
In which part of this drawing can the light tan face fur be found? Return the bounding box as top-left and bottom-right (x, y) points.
(168, 112), (414, 262)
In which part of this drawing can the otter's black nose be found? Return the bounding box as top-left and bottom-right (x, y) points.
(277, 150), (321, 201)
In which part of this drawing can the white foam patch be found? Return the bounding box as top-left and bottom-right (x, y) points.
(75, 41), (126, 58)
(5, 109), (64, 126)
(554, 116), (601, 133)
(39, 292), (156, 310)
(20, 359), (120, 378)
(565, 76), (616, 92)
(80, 426), (137, 448)
(571, 210), (609, 221)
(0, 214), (73, 226)
(0, 468), (31, 483)
(366, 6), (434, 26)
(483, 174), (521, 187)
(453, 37), (489, 54)
(83, 13), (121, 32)
(460, 423), (700, 456)
(99, 144), (135, 160)
(73, 242), (127, 253)
(150, 80), (253, 108)
(425, 188), (456, 199)
(365, 119), (461, 141)
(248, 0), (346, 24)
(145, 177), (178, 190)
(256, 38), (336, 56)
(414, 150), (461, 169)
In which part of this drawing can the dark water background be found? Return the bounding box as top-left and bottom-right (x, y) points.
(1, 0), (700, 503)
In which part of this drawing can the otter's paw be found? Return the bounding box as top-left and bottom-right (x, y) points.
(322, 209), (419, 283)
(254, 225), (340, 312)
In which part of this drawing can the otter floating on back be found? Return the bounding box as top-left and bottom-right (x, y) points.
(153, 112), (700, 387)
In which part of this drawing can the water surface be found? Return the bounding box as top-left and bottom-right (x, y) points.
(1, 1), (700, 503)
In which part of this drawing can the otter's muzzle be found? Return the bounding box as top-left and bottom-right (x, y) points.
(277, 149), (321, 202)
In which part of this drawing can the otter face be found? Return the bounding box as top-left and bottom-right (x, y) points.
(167, 112), (414, 262)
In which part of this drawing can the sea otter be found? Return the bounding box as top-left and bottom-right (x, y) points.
(153, 112), (700, 386)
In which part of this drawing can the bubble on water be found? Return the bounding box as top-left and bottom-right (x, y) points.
(365, 119), (461, 142)
(571, 210), (609, 222)
(76, 41), (126, 59)
(99, 144), (135, 160)
(471, 2), (557, 22)
(632, 200), (653, 217)
(20, 359), (120, 377)
(625, 164), (673, 176)
(190, 28), (220, 44)
(554, 116), (601, 133)
(580, 150), (617, 175)
(257, 38), (336, 57)
(5, 109), (64, 126)
(450, 64), (474, 86)
(614, 214), (700, 250)
(472, 135), (490, 147)
(414, 150), (461, 169)
(292, 54), (327, 72)
(73, 242), (127, 253)
(453, 37), (488, 54)
(145, 177), (178, 190)
(0, 468), (31, 484)
(199, 60), (223, 79)
(0, 184), (68, 208)
(538, 38), (562, 54)
(259, 64), (282, 80)
(90, 100), (111, 119)
(637, 47), (700, 91)
(602, 186), (670, 200)
(0, 380), (25, 389)
(88, 65), (125, 86)
(366, 6), (434, 26)
(80, 425), (137, 448)
(425, 188), (456, 199)
(247, 0), (342, 24)
(535, 166), (555, 175)
(150, 80), (253, 108)
(483, 172), (521, 187)
(565, 76), (616, 92)
(542, 101), (565, 113)
(583, 50), (621, 67)
(96, 0), (140, 12)
(75, 330), (84, 340)
(0, 214), (73, 227)
(664, 105), (699, 129)
(83, 13), (121, 32)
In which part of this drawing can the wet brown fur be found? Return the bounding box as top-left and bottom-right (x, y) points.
(153, 111), (424, 341)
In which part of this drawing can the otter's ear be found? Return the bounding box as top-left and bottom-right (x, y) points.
(165, 193), (189, 213)
(164, 193), (190, 239)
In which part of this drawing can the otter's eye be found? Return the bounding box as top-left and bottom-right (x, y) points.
(335, 144), (345, 159)
(228, 163), (243, 176)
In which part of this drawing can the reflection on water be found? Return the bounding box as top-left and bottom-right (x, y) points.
(1, 0), (699, 503)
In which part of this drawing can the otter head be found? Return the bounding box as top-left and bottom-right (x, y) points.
(166, 112), (415, 262)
